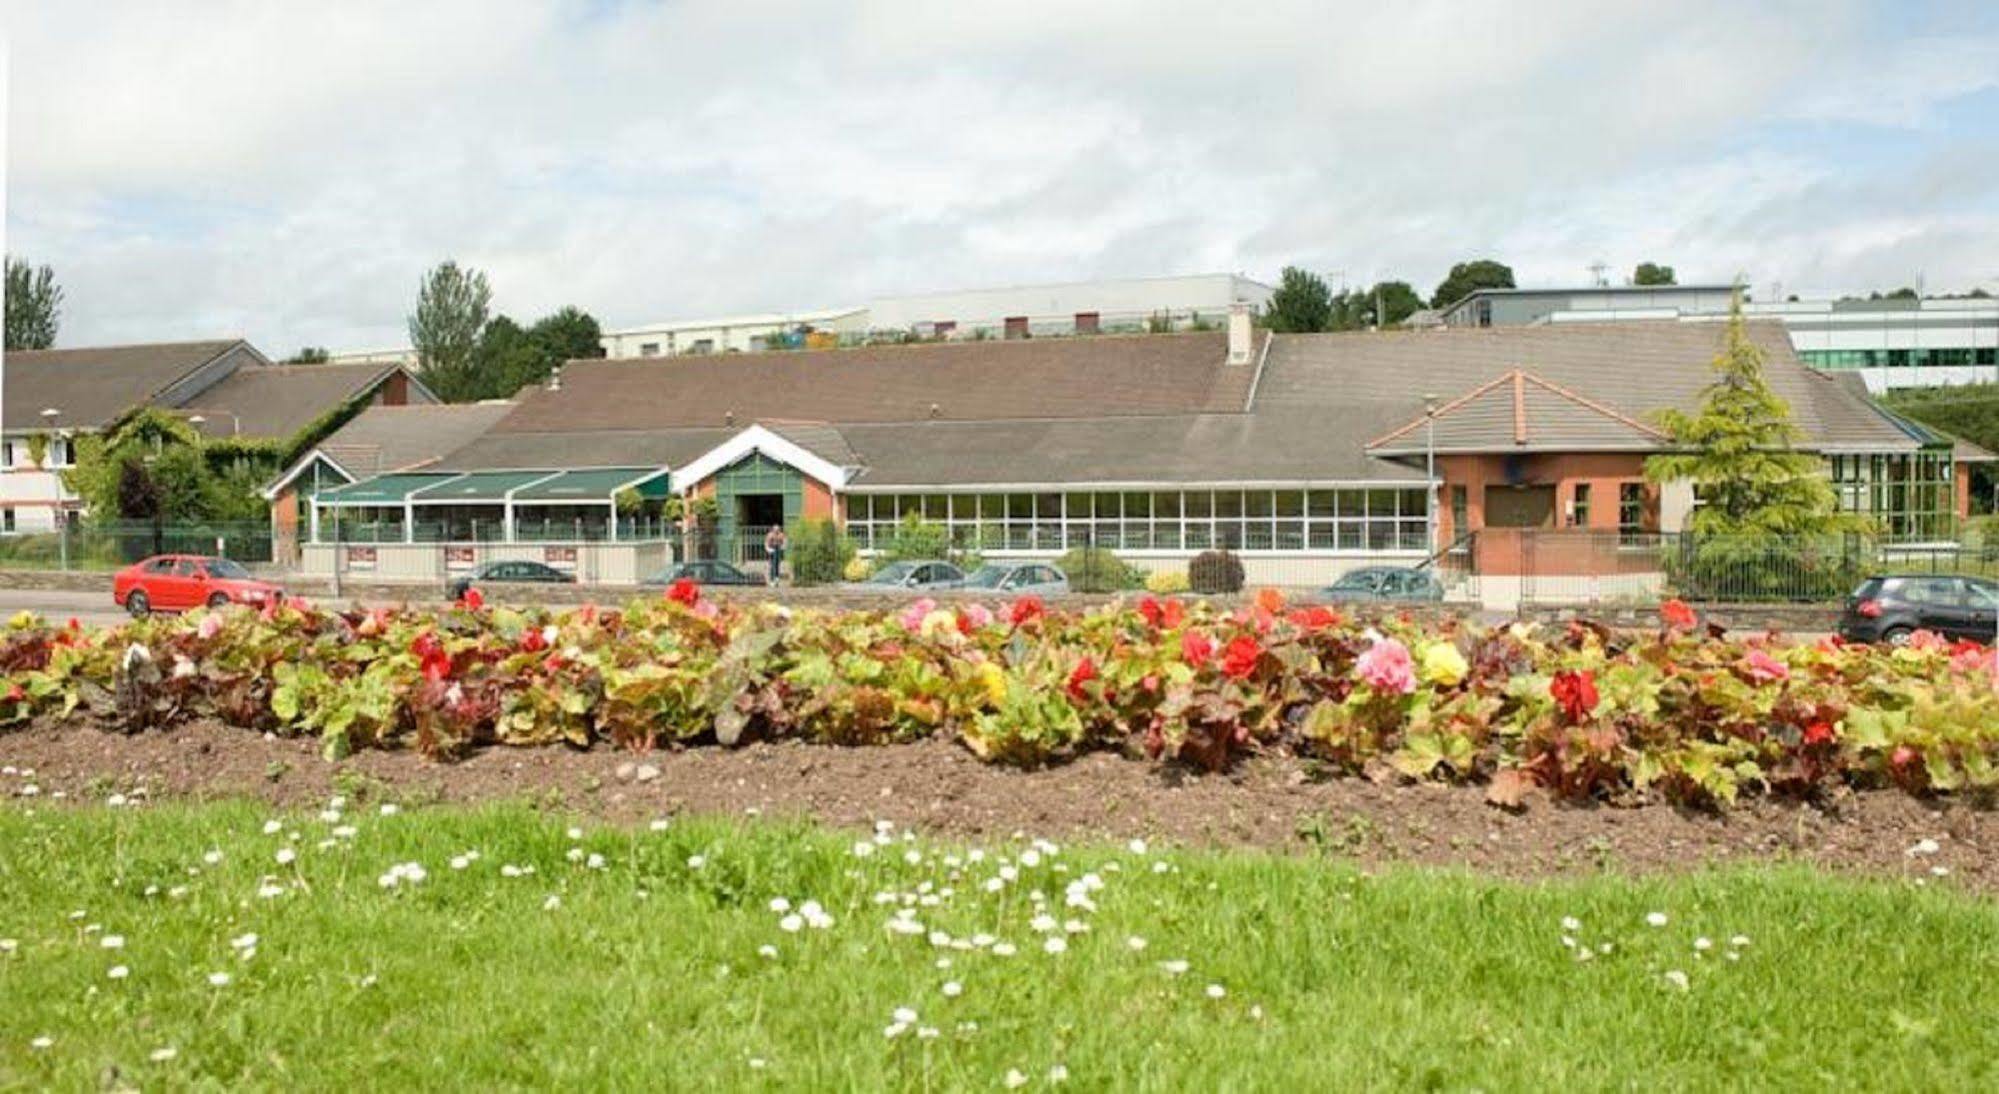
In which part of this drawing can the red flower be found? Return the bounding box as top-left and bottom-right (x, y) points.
(410, 631), (443, 662)
(520, 627), (548, 653)
(1802, 719), (1836, 746)
(5, 683), (23, 703)
(1220, 635), (1262, 680)
(666, 579), (699, 607)
(1549, 669), (1599, 724)
(1181, 630), (1214, 667)
(1286, 606), (1340, 631)
(1066, 657), (1098, 701)
(1137, 596), (1185, 631)
(1891, 745), (1918, 769)
(1254, 588), (1286, 615)
(65, 617), (80, 631)
(1008, 596), (1045, 626)
(461, 587), (485, 611)
(1661, 599), (1697, 630)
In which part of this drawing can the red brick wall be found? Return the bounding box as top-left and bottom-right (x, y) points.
(802, 480), (836, 520)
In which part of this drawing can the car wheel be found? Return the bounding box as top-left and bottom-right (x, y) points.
(1880, 626), (1913, 648)
(207, 592), (231, 610)
(126, 590), (151, 617)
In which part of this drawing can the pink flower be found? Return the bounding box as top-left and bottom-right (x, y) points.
(959, 603), (995, 633)
(1742, 649), (1790, 684)
(1660, 599), (1697, 631)
(1950, 643), (1996, 676)
(197, 612), (225, 640)
(899, 597), (938, 633)
(1906, 630), (1948, 653)
(1180, 630), (1214, 668)
(1355, 637), (1416, 695)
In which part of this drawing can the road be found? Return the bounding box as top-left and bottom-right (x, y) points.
(0, 588), (133, 629)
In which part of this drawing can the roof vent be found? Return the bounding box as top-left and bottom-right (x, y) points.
(725, 410), (736, 427)
(547, 365), (562, 392)
(929, 403), (941, 419)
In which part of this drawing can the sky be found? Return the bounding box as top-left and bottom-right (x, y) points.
(5, 0), (1999, 354)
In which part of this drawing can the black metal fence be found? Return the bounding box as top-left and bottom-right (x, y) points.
(0, 520), (276, 572)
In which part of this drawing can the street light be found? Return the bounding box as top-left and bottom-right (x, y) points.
(1423, 393), (1440, 555)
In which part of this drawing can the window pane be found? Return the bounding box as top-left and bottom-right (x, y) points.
(1008, 493), (1033, 519)
(1184, 490), (1212, 518)
(1064, 492), (1091, 520)
(1274, 520), (1304, 550)
(1123, 491), (1151, 519)
(1401, 488), (1427, 516)
(1274, 490), (1303, 518)
(1214, 491), (1242, 518)
(980, 494), (1004, 520)
(1366, 489), (1398, 518)
(1307, 490), (1338, 518)
(1093, 492), (1120, 520)
(1246, 491), (1273, 518)
(1037, 493), (1062, 520)
(845, 495), (867, 521)
(899, 494), (922, 519)
(924, 495), (947, 520)
(1154, 524), (1182, 550)
(1153, 491), (1181, 520)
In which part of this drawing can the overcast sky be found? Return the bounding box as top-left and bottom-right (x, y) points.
(6, 0), (1999, 353)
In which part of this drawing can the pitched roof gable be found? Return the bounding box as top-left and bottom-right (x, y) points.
(1368, 370), (1670, 454)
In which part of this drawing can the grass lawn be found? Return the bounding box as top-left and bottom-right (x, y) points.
(1, 799), (1994, 1091)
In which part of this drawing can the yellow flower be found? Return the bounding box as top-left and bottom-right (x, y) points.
(976, 662), (1009, 707)
(1418, 641), (1468, 687)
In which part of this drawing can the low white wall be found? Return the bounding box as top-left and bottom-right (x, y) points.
(299, 541), (671, 585)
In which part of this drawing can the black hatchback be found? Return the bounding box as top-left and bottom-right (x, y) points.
(447, 560), (576, 602)
(1838, 574), (1999, 645)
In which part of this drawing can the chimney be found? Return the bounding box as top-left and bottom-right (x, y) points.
(1226, 302), (1253, 365)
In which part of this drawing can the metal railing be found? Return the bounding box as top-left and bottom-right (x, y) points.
(0, 520), (275, 572)
(1508, 530), (1999, 607)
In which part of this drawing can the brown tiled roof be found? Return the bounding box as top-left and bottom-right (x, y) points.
(493, 332), (1251, 433)
(3, 340), (240, 430)
(1257, 321), (1919, 453)
(1369, 370), (1671, 454)
(315, 402), (519, 477)
(178, 362), (415, 440)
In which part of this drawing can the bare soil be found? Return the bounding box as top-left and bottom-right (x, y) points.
(2, 720), (1990, 892)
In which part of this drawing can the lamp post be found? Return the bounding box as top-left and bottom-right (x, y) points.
(1423, 393), (1440, 555)
(39, 408), (68, 570)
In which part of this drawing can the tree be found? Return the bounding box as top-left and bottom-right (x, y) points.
(1644, 293), (1856, 536)
(1430, 259), (1515, 309)
(5, 256), (63, 350)
(1262, 267), (1334, 333)
(529, 306), (604, 365)
(408, 261), (492, 402)
(1632, 262), (1677, 286)
(285, 347), (331, 364)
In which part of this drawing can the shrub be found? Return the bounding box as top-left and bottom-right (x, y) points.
(1054, 547), (1145, 593)
(1145, 569), (1191, 594)
(842, 556), (873, 581)
(786, 519), (853, 586)
(878, 514), (950, 563)
(1188, 549), (1245, 594)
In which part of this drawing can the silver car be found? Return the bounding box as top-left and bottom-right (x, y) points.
(849, 560), (966, 590)
(961, 562), (1069, 595)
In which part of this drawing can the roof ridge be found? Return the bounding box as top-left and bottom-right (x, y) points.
(1517, 371), (1671, 440)
(6, 337), (242, 357)
(1365, 370), (1520, 449)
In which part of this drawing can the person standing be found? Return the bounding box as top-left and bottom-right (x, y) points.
(764, 525), (787, 586)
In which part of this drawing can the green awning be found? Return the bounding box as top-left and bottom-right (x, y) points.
(511, 468), (663, 504)
(317, 473), (457, 505)
(408, 470), (559, 504)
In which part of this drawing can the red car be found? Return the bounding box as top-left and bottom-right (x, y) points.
(113, 555), (284, 617)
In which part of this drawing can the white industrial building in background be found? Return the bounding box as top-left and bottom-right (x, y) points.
(1442, 285), (1999, 393)
(596, 272), (1274, 358)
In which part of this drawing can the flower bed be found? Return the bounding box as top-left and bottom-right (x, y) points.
(3, 584), (1995, 807)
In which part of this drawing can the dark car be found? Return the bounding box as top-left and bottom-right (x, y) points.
(960, 562), (1069, 595)
(642, 560), (761, 587)
(1316, 566), (1445, 603)
(113, 555), (284, 616)
(1838, 574), (1999, 645)
(447, 560), (576, 602)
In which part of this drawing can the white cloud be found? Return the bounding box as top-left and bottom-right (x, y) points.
(4, 0), (1997, 351)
